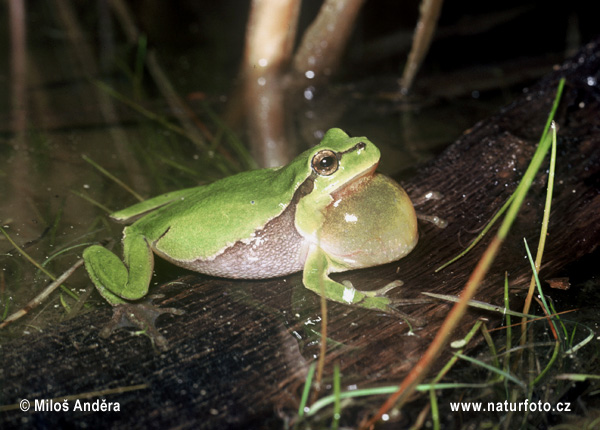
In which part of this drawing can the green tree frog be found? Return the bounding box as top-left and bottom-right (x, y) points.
(83, 128), (422, 340)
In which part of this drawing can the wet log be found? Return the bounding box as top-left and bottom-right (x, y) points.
(2, 38), (600, 429)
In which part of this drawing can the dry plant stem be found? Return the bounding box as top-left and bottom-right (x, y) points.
(0, 259), (84, 329)
(312, 234), (329, 402)
(293, 0), (367, 78)
(311, 283), (328, 404)
(399, 0), (444, 94)
(241, 0), (300, 167)
(520, 124), (557, 341)
(241, 0), (366, 166)
(361, 237), (502, 429)
(245, 0), (299, 69)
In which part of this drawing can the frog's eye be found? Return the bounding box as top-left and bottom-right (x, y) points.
(312, 150), (339, 176)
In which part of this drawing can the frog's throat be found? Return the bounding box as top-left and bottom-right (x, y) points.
(330, 163), (378, 200)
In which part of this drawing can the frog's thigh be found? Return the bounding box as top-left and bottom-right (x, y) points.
(120, 228), (154, 299)
(83, 228), (154, 301)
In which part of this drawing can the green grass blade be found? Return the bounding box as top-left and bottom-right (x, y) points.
(82, 155), (145, 202)
(297, 363), (316, 419)
(455, 352), (526, 389)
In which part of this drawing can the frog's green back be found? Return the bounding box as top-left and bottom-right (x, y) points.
(131, 155), (311, 261)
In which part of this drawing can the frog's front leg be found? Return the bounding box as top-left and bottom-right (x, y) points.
(302, 245), (400, 312)
(83, 227), (181, 349)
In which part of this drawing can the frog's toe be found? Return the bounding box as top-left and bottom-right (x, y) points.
(99, 300), (184, 351)
(371, 280), (403, 296)
(358, 295), (394, 312)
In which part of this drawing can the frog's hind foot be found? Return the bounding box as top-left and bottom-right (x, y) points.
(100, 295), (184, 351)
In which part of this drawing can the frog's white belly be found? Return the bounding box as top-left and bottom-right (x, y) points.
(154, 201), (310, 279)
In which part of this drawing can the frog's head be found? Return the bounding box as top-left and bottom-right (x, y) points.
(308, 128), (381, 199)
(292, 128), (382, 238)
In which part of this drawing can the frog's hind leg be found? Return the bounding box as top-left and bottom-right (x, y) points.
(83, 228), (182, 350)
(83, 227), (154, 304)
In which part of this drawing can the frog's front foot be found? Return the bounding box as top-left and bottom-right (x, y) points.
(342, 280), (429, 325)
(341, 280), (403, 312)
(100, 296), (184, 351)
